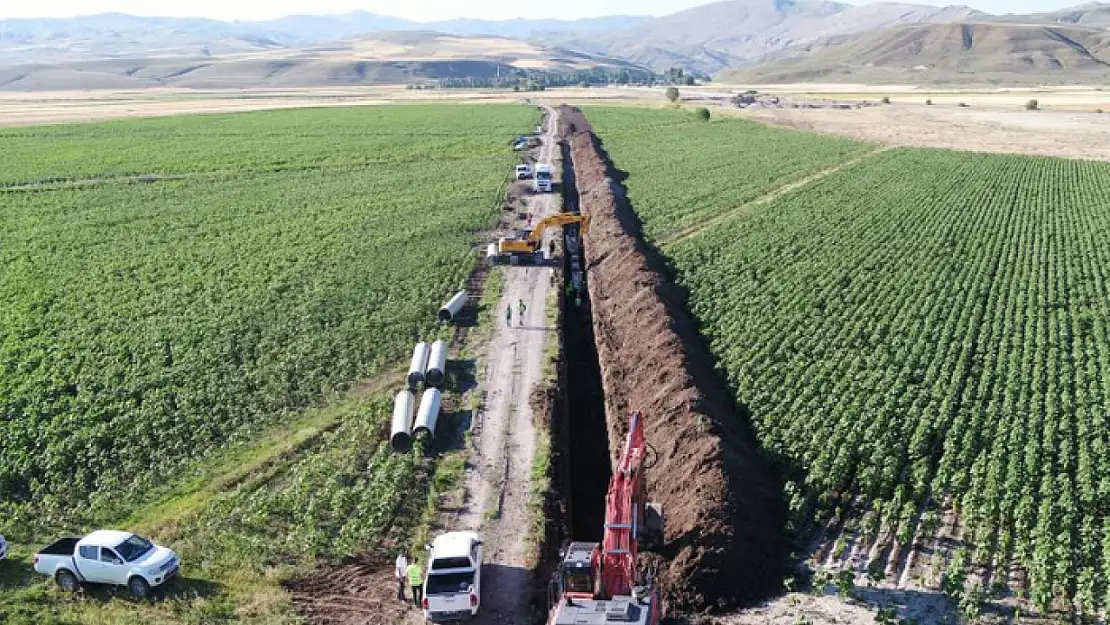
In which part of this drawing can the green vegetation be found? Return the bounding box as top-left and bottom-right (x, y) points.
(587, 107), (869, 241)
(595, 107), (1110, 616)
(0, 104), (534, 623)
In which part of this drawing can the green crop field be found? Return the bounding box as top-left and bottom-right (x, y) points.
(0, 105), (534, 623)
(585, 107), (869, 241)
(593, 107), (1110, 616)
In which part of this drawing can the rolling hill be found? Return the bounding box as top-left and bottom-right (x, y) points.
(536, 0), (985, 73)
(0, 12), (651, 65)
(5, 0), (1110, 86)
(719, 22), (1110, 84)
(0, 32), (649, 91)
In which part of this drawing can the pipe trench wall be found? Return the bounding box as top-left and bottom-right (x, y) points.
(557, 106), (786, 613)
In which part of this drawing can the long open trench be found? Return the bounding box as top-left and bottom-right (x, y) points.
(552, 105), (789, 617)
(556, 137), (612, 545)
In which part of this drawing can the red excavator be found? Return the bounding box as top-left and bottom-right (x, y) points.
(546, 411), (664, 625)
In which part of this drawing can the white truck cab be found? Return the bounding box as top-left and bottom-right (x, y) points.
(33, 530), (179, 598)
(533, 164), (553, 193)
(423, 531), (482, 622)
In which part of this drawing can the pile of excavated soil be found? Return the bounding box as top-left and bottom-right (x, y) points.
(558, 106), (787, 614)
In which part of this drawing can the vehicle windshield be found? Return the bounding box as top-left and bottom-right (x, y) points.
(564, 570), (593, 593)
(115, 535), (155, 562)
(430, 556), (471, 570)
(426, 572), (475, 594)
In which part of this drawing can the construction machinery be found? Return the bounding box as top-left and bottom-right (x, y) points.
(488, 212), (590, 265)
(545, 411), (664, 625)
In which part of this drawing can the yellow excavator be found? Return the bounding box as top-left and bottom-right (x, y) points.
(488, 212), (590, 265)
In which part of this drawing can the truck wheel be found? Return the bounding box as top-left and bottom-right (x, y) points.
(128, 576), (151, 599)
(56, 570), (80, 593)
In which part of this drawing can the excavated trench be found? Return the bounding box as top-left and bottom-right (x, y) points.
(558, 143), (612, 542)
(557, 106), (788, 615)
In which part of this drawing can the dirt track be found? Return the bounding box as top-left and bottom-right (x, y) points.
(560, 105), (787, 614)
(286, 109), (559, 625)
(447, 106), (560, 625)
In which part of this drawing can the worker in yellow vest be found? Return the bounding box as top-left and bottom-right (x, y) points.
(406, 560), (424, 608)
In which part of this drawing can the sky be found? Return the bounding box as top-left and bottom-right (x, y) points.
(0, 0), (1090, 22)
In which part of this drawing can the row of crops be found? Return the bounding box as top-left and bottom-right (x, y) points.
(0, 105), (535, 536)
(591, 106), (1110, 614)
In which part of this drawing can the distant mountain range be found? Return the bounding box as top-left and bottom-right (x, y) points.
(0, 31), (648, 91)
(3, 0), (1110, 86)
(0, 12), (650, 64)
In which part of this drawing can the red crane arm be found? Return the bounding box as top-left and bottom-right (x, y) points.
(598, 411), (647, 599)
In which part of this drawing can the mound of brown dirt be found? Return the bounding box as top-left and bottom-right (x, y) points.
(558, 106), (787, 614)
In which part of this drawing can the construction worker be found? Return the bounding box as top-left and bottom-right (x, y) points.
(548, 239), (556, 259)
(517, 298), (527, 326)
(505, 304), (512, 327)
(406, 560), (424, 608)
(394, 552), (408, 602)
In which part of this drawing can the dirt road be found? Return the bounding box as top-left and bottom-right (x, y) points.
(453, 105), (561, 625)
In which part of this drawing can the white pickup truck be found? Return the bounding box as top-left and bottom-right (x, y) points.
(515, 164), (532, 180)
(422, 531), (483, 622)
(33, 530), (179, 598)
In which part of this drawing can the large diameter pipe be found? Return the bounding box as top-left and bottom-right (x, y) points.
(438, 290), (468, 323)
(408, 342), (430, 388)
(414, 388), (443, 438)
(425, 340), (448, 388)
(391, 390), (416, 452)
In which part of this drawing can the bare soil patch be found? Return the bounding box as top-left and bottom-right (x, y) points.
(736, 103), (1110, 161)
(287, 559), (419, 625)
(559, 105), (787, 614)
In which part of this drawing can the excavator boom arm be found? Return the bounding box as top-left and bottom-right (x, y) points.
(598, 411), (647, 599)
(526, 213), (591, 243)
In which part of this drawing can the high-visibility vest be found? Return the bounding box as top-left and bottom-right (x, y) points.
(406, 563), (423, 586)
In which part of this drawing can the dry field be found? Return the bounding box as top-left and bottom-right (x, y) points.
(4, 84), (1109, 162)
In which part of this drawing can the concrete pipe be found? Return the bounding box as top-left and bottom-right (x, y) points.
(438, 290), (468, 323)
(414, 388), (443, 439)
(391, 390), (416, 452)
(425, 340), (448, 388)
(408, 342), (430, 388)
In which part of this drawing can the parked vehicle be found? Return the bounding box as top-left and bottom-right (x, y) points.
(533, 164), (553, 193)
(0, 535), (8, 560)
(515, 164), (532, 180)
(423, 531), (482, 621)
(33, 530), (179, 598)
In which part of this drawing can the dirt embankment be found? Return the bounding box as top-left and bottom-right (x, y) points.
(558, 106), (787, 614)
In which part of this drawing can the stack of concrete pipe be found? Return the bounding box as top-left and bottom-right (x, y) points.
(389, 291), (466, 452)
(392, 339), (449, 452)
